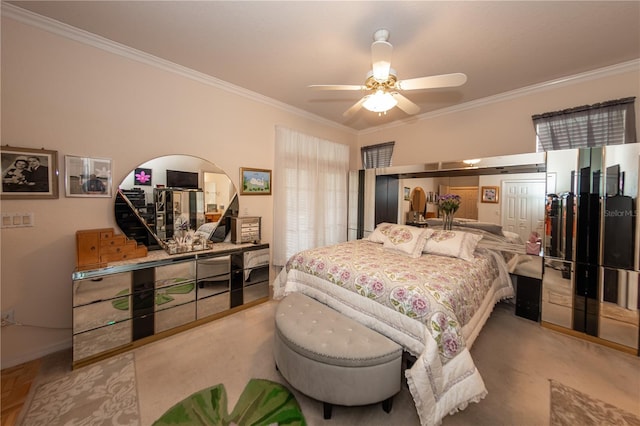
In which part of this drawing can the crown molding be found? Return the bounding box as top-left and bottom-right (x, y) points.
(2, 3), (357, 135)
(4, 3), (637, 138)
(359, 59), (640, 135)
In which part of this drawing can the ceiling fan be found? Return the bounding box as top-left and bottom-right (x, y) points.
(309, 29), (467, 118)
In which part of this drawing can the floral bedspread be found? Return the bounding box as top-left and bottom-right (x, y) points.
(273, 239), (513, 426)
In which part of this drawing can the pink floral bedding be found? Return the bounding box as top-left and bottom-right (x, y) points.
(274, 238), (514, 426)
(286, 239), (499, 361)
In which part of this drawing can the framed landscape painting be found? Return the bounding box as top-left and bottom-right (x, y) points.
(1, 146), (59, 199)
(240, 167), (272, 195)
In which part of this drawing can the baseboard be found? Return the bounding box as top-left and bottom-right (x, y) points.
(1, 338), (72, 370)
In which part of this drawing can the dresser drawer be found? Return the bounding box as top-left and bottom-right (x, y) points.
(73, 272), (132, 307)
(197, 293), (229, 319)
(197, 255), (230, 280)
(155, 282), (196, 311)
(73, 320), (131, 362)
(155, 261), (196, 289)
(243, 282), (269, 304)
(74, 296), (131, 333)
(155, 302), (196, 333)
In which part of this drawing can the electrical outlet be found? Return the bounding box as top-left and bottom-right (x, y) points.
(1, 309), (15, 327)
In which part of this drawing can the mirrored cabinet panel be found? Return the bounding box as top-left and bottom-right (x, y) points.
(543, 143), (639, 352)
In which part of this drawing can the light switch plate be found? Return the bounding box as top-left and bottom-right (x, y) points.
(1, 213), (34, 228)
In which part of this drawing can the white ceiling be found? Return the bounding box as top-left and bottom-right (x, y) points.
(7, 1), (640, 131)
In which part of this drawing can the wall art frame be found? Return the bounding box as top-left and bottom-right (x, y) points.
(134, 168), (152, 186)
(481, 186), (499, 203)
(404, 187), (411, 201)
(240, 167), (272, 195)
(65, 155), (113, 198)
(1, 145), (59, 199)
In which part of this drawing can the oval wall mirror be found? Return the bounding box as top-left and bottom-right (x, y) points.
(115, 155), (238, 251)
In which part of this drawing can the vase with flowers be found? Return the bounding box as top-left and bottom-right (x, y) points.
(437, 194), (461, 230)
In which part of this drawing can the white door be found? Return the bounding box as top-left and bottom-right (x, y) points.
(502, 180), (546, 242)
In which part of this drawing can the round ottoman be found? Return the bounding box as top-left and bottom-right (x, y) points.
(273, 292), (403, 419)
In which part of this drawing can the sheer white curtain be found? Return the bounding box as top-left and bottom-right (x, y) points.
(273, 126), (350, 266)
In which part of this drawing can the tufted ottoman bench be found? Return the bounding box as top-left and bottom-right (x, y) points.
(273, 292), (403, 419)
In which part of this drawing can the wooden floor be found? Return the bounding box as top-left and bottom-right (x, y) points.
(1, 359), (41, 426)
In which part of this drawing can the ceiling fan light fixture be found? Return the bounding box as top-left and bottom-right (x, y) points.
(362, 90), (397, 113)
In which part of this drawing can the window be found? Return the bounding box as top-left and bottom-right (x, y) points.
(361, 141), (395, 168)
(273, 127), (350, 266)
(533, 97), (636, 151)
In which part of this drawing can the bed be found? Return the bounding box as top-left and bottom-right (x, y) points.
(273, 222), (516, 426)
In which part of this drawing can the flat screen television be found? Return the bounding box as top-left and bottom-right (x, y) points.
(166, 170), (199, 189)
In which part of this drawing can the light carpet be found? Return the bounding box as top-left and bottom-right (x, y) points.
(20, 353), (139, 426)
(16, 301), (640, 426)
(550, 380), (640, 426)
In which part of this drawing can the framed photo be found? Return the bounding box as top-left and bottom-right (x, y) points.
(240, 167), (272, 195)
(481, 186), (499, 203)
(134, 168), (152, 186)
(65, 155), (112, 198)
(404, 187), (410, 201)
(1, 146), (59, 199)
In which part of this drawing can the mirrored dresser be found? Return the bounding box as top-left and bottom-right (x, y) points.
(71, 242), (269, 368)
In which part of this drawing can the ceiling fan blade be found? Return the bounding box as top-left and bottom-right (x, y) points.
(308, 84), (366, 91)
(391, 92), (420, 115)
(343, 97), (366, 118)
(371, 39), (392, 81)
(397, 73), (467, 91)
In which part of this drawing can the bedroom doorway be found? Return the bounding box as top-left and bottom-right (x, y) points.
(501, 180), (546, 242)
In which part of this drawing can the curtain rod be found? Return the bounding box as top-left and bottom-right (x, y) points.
(532, 96), (636, 120)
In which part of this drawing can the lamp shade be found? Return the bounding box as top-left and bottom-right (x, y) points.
(362, 90), (398, 113)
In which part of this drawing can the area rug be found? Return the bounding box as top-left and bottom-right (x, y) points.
(153, 378), (306, 426)
(20, 353), (139, 426)
(550, 380), (640, 426)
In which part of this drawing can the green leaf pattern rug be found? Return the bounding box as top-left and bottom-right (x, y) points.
(153, 379), (307, 426)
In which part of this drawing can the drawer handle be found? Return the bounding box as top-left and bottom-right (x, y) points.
(90, 278), (104, 282)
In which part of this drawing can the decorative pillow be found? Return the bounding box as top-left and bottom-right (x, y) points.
(366, 222), (396, 244)
(423, 230), (483, 261)
(382, 226), (433, 258)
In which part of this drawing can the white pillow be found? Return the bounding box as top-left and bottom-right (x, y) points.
(366, 222), (395, 244)
(382, 226), (433, 258)
(423, 230), (483, 261)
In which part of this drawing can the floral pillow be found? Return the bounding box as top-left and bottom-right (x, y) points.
(423, 229), (483, 261)
(382, 225), (433, 258)
(366, 222), (396, 244)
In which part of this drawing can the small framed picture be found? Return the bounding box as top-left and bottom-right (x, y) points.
(1, 146), (59, 199)
(481, 186), (499, 203)
(134, 168), (152, 186)
(240, 167), (272, 195)
(404, 187), (410, 201)
(65, 155), (112, 197)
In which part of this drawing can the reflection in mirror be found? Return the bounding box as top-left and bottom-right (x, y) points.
(409, 187), (427, 220)
(115, 155), (238, 253)
(381, 153), (547, 257)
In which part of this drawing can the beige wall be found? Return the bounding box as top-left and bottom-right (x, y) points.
(358, 68), (640, 167)
(2, 14), (639, 368)
(0, 17), (356, 367)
